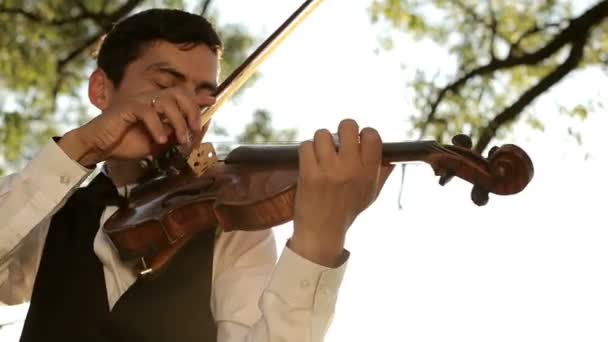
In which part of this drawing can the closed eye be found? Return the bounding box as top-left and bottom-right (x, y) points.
(154, 81), (170, 89)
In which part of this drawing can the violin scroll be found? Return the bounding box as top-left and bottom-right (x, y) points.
(485, 144), (534, 196)
(469, 143), (533, 206)
(427, 134), (534, 206)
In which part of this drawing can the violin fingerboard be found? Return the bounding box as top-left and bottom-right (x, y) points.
(187, 143), (218, 177)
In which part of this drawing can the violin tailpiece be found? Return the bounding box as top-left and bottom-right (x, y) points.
(187, 143), (218, 177)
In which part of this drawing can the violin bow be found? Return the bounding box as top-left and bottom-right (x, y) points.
(200, 0), (325, 127)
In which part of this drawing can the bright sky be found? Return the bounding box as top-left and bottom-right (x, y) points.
(2, 0), (608, 341)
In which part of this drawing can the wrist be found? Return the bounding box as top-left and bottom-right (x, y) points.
(57, 127), (101, 168)
(288, 230), (346, 268)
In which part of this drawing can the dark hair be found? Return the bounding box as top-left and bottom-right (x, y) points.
(96, 8), (222, 86)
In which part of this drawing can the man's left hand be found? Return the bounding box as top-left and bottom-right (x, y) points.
(289, 119), (390, 267)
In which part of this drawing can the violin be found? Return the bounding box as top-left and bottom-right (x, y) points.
(101, 0), (534, 276)
(103, 134), (533, 276)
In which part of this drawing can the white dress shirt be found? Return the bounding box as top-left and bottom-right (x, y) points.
(0, 139), (348, 341)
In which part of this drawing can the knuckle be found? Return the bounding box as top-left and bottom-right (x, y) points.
(300, 169), (326, 188)
(172, 88), (191, 103)
(173, 119), (187, 132)
(307, 170), (327, 184)
(164, 90), (181, 106)
(329, 175), (349, 186)
(326, 168), (353, 185)
(166, 98), (181, 112)
(167, 86), (181, 97)
(142, 103), (157, 115)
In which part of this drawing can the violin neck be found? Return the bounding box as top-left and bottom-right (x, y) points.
(381, 141), (442, 163)
(224, 141), (442, 165)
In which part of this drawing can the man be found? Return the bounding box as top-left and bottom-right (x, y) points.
(0, 8), (387, 342)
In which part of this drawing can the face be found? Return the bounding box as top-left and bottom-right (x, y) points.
(91, 40), (219, 112)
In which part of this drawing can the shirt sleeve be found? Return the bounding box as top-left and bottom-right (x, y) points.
(211, 229), (348, 342)
(0, 139), (92, 304)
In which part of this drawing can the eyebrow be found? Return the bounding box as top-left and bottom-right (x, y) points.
(146, 62), (218, 93)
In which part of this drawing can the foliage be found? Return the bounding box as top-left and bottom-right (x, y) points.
(369, 0), (608, 153)
(210, 109), (298, 156)
(237, 109), (297, 144)
(0, 0), (296, 175)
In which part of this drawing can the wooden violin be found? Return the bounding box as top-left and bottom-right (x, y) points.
(103, 134), (533, 276)
(100, 0), (535, 276)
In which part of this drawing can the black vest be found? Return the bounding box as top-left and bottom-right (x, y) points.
(20, 173), (217, 342)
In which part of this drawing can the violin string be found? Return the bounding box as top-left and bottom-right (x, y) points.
(429, 142), (461, 156)
(205, 140), (301, 145)
(209, 140), (457, 211)
(395, 142), (437, 210)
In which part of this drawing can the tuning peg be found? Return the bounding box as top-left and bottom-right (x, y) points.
(471, 185), (489, 206)
(139, 158), (152, 170)
(488, 146), (498, 157)
(452, 134), (473, 149)
(439, 173), (454, 186)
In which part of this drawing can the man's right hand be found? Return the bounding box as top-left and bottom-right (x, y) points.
(58, 88), (215, 167)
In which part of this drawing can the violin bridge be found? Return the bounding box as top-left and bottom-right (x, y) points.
(187, 143), (218, 177)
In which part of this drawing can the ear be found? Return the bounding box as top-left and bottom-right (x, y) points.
(88, 68), (114, 111)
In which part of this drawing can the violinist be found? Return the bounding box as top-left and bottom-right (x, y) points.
(0, 8), (386, 342)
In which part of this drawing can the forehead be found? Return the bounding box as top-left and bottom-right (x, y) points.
(133, 41), (219, 81)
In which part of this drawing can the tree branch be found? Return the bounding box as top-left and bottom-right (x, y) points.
(510, 21), (566, 56)
(449, 0), (511, 49)
(201, 0), (214, 16)
(49, 0), (144, 110)
(449, 1), (490, 30)
(51, 33), (107, 109)
(105, 0), (144, 27)
(0, 5), (97, 25)
(0, 0), (143, 27)
(474, 34), (588, 153)
(488, 0), (497, 60)
(419, 0), (608, 137)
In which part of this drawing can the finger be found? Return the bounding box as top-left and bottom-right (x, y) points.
(133, 104), (170, 144)
(360, 127), (382, 167)
(171, 89), (202, 133)
(183, 120), (211, 155)
(298, 140), (319, 179)
(337, 119), (360, 161)
(153, 95), (190, 144)
(313, 128), (337, 168)
(198, 95), (216, 111)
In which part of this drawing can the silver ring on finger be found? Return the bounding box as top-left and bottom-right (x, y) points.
(151, 95), (160, 108)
